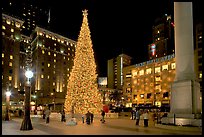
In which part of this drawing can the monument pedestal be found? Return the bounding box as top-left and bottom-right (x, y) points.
(161, 80), (202, 126)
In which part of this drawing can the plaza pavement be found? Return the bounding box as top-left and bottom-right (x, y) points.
(2, 115), (202, 135)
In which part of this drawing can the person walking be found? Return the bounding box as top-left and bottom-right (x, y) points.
(82, 114), (85, 123)
(90, 112), (94, 123)
(135, 109), (140, 126)
(61, 110), (66, 122)
(101, 110), (105, 123)
(131, 109), (135, 120)
(143, 110), (149, 127)
(85, 111), (91, 125)
(44, 108), (51, 124)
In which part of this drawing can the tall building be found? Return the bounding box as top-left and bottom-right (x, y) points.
(194, 22), (203, 93)
(2, 14), (25, 108)
(123, 54), (176, 109)
(148, 14), (175, 60)
(30, 27), (76, 110)
(2, 13), (76, 112)
(2, 0), (49, 36)
(107, 54), (132, 90)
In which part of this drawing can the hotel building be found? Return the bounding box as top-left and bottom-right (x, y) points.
(2, 13), (76, 111)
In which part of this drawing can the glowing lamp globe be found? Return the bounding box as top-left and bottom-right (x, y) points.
(25, 70), (33, 78)
(5, 91), (11, 97)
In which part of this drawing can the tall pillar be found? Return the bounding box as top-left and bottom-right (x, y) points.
(162, 2), (202, 126)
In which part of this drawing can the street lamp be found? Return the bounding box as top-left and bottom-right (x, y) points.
(4, 90), (11, 121)
(20, 70), (33, 130)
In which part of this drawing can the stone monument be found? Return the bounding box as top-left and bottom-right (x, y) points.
(161, 2), (202, 127)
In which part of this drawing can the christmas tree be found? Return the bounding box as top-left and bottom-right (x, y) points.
(64, 9), (103, 115)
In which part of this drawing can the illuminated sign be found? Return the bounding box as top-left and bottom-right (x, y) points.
(98, 77), (107, 86)
(151, 44), (156, 56)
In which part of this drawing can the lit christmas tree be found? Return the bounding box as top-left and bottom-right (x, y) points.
(64, 9), (103, 116)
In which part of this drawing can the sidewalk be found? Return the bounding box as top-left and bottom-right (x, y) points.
(2, 115), (202, 135)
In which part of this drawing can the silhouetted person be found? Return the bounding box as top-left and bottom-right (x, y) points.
(90, 113), (94, 123)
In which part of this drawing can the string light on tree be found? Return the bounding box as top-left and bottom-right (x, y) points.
(64, 9), (103, 115)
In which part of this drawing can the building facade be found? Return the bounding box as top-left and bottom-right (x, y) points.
(107, 54), (132, 90)
(123, 54), (176, 109)
(194, 22), (203, 93)
(2, 13), (76, 111)
(148, 14), (175, 60)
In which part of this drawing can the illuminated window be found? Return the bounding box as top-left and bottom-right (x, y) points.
(9, 76), (12, 81)
(158, 37), (160, 40)
(155, 77), (161, 82)
(2, 32), (5, 35)
(6, 20), (11, 25)
(199, 73), (202, 79)
(54, 59), (56, 63)
(48, 52), (50, 55)
(9, 62), (12, 66)
(53, 71), (55, 74)
(2, 25), (6, 30)
(61, 40), (64, 44)
(48, 63), (50, 67)
(2, 53), (4, 58)
(171, 63), (176, 69)
(54, 53), (56, 57)
(42, 50), (45, 54)
(155, 85), (161, 90)
(68, 48), (70, 50)
(146, 68), (151, 74)
(140, 94), (144, 99)
(68, 58), (70, 61)
(2, 61), (4, 65)
(162, 64), (168, 71)
(10, 55), (13, 59)
(57, 39), (60, 42)
(41, 75), (44, 79)
(155, 67), (161, 73)
(11, 28), (14, 32)
(139, 70), (144, 76)
(47, 75), (50, 79)
(67, 68), (69, 71)
(15, 22), (20, 28)
(157, 30), (160, 33)
(2, 75), (3, 79)
(53, 65), (56, 68)
(64, 56), (66, 60)
(54, 43), (56, 46)
(53, 82), (55, 86)
(63, 84), (65, 87)
(126, 74), (131, 78)
(132, 71), (137, 77)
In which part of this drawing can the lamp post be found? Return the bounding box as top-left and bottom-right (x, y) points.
(5, 90), (11, 121)
(20, 70), (33, 130)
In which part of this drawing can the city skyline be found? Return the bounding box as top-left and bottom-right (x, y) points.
(2, 0), (202, 77)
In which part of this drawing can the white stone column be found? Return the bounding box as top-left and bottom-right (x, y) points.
(170, 2), (201, 116)
(174, 2), (195, 81)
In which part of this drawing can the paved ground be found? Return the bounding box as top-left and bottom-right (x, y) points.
(2, 115), (202, 135)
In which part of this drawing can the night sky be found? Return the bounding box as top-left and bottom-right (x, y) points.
(3, 0), (202, 77)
